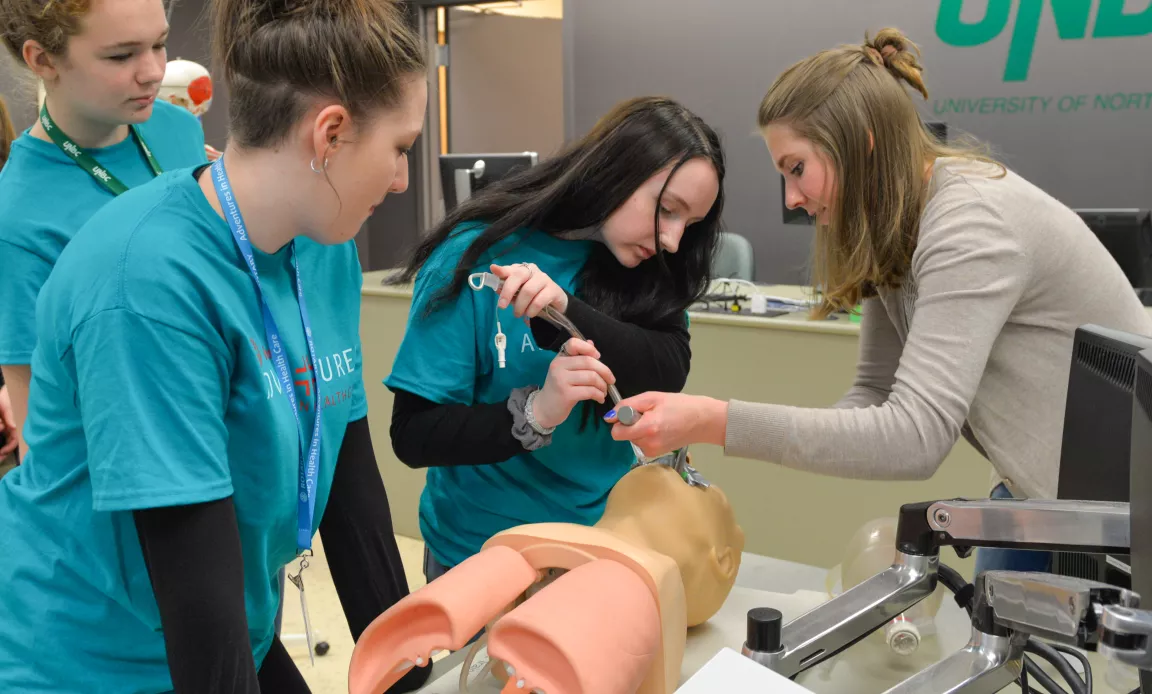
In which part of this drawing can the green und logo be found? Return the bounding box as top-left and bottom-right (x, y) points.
(936, 0), (1152, 82)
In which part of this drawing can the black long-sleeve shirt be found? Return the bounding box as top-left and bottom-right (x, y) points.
(134, 417), (431, 693)
(390, 295), (690, 468)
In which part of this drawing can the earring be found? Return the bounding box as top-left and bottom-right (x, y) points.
(309, 157), (328, 174)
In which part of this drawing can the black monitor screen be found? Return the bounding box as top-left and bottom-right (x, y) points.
(439, 153), (537, 212)
(1132, 350), (1152, 691)
(1059, 324), (1152, 502)
(1054, 325), (1152, 586)
(1075, 209), (1152, 289)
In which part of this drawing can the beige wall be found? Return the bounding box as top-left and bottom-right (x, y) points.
(457, 0), (563, 20)
(446, 9), (565, 159)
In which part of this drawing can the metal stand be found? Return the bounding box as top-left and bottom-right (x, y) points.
(282, 632), (331, 658)
(887, 571), (1136, 693)
(740, 497), (1130, 680)
(453, 159), (485, 204)
(277, 568), (331, 660)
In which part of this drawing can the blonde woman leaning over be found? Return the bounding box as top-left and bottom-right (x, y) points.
(609, 28), (1152, 575)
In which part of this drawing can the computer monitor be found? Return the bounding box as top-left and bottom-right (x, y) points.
(1053, 324), (1152, 586)
(1130, 349), (1152, 691)
(439, 152), (538, 212)
(1074, 209), (1152, 292)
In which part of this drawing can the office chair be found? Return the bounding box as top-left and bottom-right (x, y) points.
(711, 232), (755, 281)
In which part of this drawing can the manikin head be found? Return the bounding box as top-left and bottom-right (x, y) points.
(211, 0), (428, 246)
(597, 463), (745, 626)
(757, 27), (1003, 318)
(2, 0), (169, 129)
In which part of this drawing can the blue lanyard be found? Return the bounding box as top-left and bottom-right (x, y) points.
(211, 158), (322, 556)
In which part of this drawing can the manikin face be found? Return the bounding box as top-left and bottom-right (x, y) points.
(32, 0), (169, 126)
(765, 122), (838, 225)
(311, 77), (428, 245)
(599, 157), (720, 268)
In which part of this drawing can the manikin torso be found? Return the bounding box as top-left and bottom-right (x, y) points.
(349, 462), (747, 694)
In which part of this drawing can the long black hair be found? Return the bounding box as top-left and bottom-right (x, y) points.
(395, 96), (726, 326)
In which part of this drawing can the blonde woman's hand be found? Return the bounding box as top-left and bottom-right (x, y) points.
(605, 392), (728, 458)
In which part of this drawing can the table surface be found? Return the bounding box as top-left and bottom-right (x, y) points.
(411, 552), (1135, 693)
(363, 269), (1152, 337)
(360, 270), (861, 336)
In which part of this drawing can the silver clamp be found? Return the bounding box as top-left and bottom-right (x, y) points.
(1101, 605), (1152, 672)
(980, 571), (1137, 645)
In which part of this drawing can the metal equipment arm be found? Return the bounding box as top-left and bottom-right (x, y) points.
(742, 498), (1130, 679)
(885, 571), (1137, 694)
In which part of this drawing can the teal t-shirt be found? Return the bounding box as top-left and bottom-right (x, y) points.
(385, 224), (636, 568)
(0, 167), (367, 693)
(0, 99), (207, 364)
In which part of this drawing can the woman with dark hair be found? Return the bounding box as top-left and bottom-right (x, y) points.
(387, 95), (726, 581)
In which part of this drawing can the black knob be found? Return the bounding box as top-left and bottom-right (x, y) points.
(746, 607), (783, 653)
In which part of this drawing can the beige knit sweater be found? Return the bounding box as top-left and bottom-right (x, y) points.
(725, 157), (1152, 499)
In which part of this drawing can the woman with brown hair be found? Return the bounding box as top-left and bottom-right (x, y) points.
(610, 28), (1152, 575)
(0, 0), (429, 690)
(0, 0), (209, 459)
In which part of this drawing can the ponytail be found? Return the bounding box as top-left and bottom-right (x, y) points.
(862, 28), (929, 100)
(211, 0), (426, 149)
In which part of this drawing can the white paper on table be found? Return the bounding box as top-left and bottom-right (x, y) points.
(676, 647), (816, 694)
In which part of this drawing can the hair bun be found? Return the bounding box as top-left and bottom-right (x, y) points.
(864, 28), (929, 100)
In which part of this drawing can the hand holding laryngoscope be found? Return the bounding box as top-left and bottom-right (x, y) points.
(468, 270), (707, 487)
(533, 337), (615, 431)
